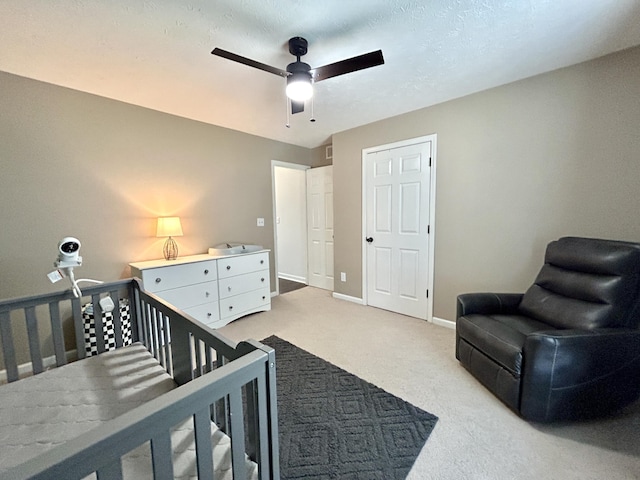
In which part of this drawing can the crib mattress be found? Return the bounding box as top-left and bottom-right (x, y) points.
(0, 343), (257, 479)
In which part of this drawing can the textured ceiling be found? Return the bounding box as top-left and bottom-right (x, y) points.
(1, 1), (639, 148)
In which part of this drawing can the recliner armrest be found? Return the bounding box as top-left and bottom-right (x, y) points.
(456, 293), (523, 318)
(521, 328), (640, 421)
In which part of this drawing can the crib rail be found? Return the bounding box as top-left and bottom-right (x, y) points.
(134, 286), (280, 478)
(4, 349), (272, 480)
(0, 279), (136, 382)
(0, 279), (280, 480)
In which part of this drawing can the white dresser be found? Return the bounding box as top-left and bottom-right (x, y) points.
(130, 250), (271, 329)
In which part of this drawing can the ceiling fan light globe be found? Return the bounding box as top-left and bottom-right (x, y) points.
(286, 74), (313, 101)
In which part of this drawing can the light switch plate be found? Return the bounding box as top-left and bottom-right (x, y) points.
(257, 217), (265, 227)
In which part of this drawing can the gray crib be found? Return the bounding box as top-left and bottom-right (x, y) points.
(0, 278), (279, 479)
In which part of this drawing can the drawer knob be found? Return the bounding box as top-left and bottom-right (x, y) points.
(228, 286), (232, 291)
(206, 291), (210, 297)
(155, 278), (161, 283)
(207, 312), (212, 317)
(262, 296), (266, 300)
(261, 277), (265, 282)
(229, 306), (233, 311)
(260, 260), (264, 264)
(226, 265), (231, 270)
(204, 269), (209, 275)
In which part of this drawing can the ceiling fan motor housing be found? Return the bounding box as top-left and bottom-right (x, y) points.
(286, 60), (311, 76)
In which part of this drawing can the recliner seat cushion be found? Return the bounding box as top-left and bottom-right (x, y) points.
(519, 237), (640, 329)
(457, 314), (551, 376)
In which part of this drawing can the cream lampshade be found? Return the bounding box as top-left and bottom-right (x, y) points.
(156, 217), (183, 260)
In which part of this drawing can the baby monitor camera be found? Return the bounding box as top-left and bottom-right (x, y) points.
(56, 237), (82, 268)
(49, 236), (104, 299)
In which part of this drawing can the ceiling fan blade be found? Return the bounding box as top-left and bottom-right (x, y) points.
(312, 50), (384, 82)
(291, 100), (305, 115)
(211, 48), (288, 78)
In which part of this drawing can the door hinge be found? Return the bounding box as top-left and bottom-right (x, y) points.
(429, 157), (432, 167)
(427, 225), (430, 234)
(426, 289), (429, 299)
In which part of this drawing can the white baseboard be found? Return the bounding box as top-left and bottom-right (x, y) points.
(332, 292), (364, 305)
(329, 296), (456, 329)
(278, 273), (307, 284)
(433, 316), (456, 329)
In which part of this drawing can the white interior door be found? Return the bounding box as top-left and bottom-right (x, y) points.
(307, 166), (334, 290)
(364, 141), (432, 319)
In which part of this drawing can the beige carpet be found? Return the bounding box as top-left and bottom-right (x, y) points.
(219, 287), (640, 480)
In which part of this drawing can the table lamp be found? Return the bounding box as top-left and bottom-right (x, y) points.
(156, 216), (183, 260)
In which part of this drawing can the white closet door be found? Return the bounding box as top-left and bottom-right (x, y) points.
(365, 141), (431, 319)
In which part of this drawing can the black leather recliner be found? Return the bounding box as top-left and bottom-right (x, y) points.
(456, 236), (640, 422)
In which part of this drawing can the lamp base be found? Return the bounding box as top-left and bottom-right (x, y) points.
(163, 237), (178, 260)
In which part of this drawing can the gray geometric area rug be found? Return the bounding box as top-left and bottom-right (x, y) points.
(261, 336), (438, 480)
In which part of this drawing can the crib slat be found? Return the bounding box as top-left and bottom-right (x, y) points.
(131, 285), (142, 344)
(155, 311), (165, 369)
(92, 294), (106, 355)
(72, 297), (86, 360)
(194, 337), (203, 377)
(255, 373), (270, 479)
(245, 380), (258, 461)
(48, 301), (67, 367)
(143, 303), (152, 354)
(140, 302), (151, 349)
(229, 388), (248, 480)
(110, 290), (123, 348)
(151, 433), (174, 480)
(205, 345), (213, 374)
(150, 307), (160, 360)
(25, 306), (44, 375)
(245, 374), (271, 477)
(193, 407), (214, 479)
(0, 311), (19, 382)
(158, 313), (169, 370)
(162, 314), (171, 374)
(214, 356), (229, 432)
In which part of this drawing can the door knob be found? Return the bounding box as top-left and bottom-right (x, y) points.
(366, 237), (374, 243)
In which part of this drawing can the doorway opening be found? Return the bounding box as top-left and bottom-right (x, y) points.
(272, 161), (309, 296)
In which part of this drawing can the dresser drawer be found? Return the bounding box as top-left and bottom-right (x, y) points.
(183, 301), (220, 326)
(220, 287), (270, 319)
(217, 252), (269, 279)
(157, 281), (218, 310)
(141, 260), (217, 293)
(218, 270), (269, 299)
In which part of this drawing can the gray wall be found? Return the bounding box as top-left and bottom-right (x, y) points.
(333, 45), (640, 321)
(310, 143), (333, 168)
(0, 71), (312, 299)
(3, 45), (640, 326)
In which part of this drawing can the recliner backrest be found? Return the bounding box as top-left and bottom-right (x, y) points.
(519, 237), (640, 330)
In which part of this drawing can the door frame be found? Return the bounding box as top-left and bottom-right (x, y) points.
(361, 134), (437, 322)
(271, 160), (310, 296)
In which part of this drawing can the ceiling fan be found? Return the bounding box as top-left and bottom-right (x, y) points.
(211, 37), (384, 115)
